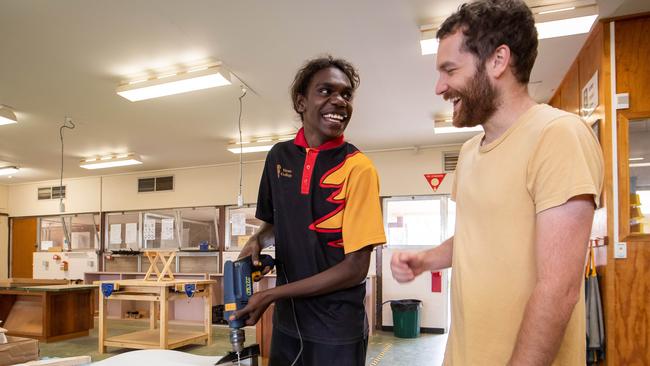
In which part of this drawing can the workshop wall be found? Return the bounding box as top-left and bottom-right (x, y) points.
(8, 177), (101, 217)
(7, 146), (460, 217)
(0, 184), (7, 214)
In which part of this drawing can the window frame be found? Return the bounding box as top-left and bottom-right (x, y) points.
(382, 194), (455, 247)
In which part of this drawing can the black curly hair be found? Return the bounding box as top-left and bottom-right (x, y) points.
(290, 56), (360, 120)
(437, 0), (538, 84)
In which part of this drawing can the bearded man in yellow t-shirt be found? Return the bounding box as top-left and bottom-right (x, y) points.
(391, 1), (603, 365)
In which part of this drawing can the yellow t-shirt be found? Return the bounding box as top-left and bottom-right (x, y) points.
(446, 104), (604, 365)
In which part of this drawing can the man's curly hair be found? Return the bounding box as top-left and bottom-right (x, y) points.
(437, 0), (538, 84)
(290, 56), (360, 120)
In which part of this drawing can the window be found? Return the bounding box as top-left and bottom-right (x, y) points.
(106, 212), (141, 250)
(225, 205), (263, 251)
(629, 118), (650, 234)
(38, 213), (100, 251)
(177, 207), (219, 249)
(105, 207), (219, 251)
(383, 195), (455, 246)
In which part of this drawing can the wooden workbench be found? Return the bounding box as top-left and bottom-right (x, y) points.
(96, 279), (215, 353)
(0, 280), (96, 342)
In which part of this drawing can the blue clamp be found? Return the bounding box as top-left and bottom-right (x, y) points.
(184, 283), (196, 298)
(101, 283), (115, 298)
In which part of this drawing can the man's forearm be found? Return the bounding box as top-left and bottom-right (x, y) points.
(421, 236), (453, 271)
(508, 283), (580, 365)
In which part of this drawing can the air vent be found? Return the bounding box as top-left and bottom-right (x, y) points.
(138, 176), (174, 193)
(37, 185), (66, 200)
(443, 151), (460, 172)
(155, 176), (174, 191)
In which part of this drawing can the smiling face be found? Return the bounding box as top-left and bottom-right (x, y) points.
(435, 30), (500, 127)
(295, 67), (353, 147)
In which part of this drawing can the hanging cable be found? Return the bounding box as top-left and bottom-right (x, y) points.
(59, 117), (75, 213)
(237, 86), (247, 207)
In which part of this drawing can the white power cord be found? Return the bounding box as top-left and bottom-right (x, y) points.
(282, 265), (304, 366)
(237, 86), (247, 207)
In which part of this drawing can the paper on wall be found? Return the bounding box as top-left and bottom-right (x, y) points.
(125, 223), (138, 244)
(41, 240), (54, 250)
(109, 224), (122, 244)
(144, 219), (156, 241)
(231, 213), (246, 236)
(161, 219), (174, 240)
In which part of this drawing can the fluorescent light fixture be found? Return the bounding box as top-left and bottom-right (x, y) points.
(536, 15), (598, 40)
(421, 14), (598, 55)
(629, 157), (644, 161)
(116, 65), (231, 102)
(80, 153), (143, 169)
(227, 134), (295, 154)
(538, 7), (575, 15)
(630, 162), (650, 168)
(434, 120), (483, 134)
(435, 125), (484, 134)
(420, 38), (439, 56)
(0, 166), (19, 176)
(0, 105), (17, 126)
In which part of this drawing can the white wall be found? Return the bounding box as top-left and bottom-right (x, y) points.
(0, 184), (8, 214)
(101, 162), (265, 211)
(381, 246), (449, 331)
(8, 177), (102, 217)
(368, 147), (455, 196)
(7, 146), (458, 216)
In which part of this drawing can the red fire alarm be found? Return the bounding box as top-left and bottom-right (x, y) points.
(60, 261), (69, 271)
(52, 254), (61, 261)
(431, 271), (442, 293)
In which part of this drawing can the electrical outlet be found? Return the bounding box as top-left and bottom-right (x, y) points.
(614, 242), (627, 259)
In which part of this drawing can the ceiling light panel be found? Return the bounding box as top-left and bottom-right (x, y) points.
(116, 65), (231, 102)
(535, 14), (598, 39)
(0, 105), (18, 125)
(80, 154), (143, 169)
(0, 166), (19, 176)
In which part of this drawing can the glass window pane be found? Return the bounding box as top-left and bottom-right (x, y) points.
(39, 217), (66, 250)
(178, 207), (218, 249)
(629, 118), (650, 234)
(69, 214), (99, 250)
(143, 210), (178, 249)
(384, 197), (442, 246)
(226, 206), (263, 251)
(106, 212), (140, 251)
(39, 214), (99, 251)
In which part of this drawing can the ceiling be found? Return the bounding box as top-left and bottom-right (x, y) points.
(0, 0), (647, 184)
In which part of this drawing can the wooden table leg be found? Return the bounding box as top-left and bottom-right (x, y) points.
(204, 285), (212, 345)
(98, 290), (106, 353)
(160, 286), (168, 349)
(150, 301), (156, 330)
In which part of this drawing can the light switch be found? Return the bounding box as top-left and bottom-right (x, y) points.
(614, 242), (627, 259)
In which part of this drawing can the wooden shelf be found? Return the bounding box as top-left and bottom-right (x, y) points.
(104, 329), (207, 350)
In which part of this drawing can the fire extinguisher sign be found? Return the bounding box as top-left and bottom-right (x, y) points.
(424, 173), (446, 192)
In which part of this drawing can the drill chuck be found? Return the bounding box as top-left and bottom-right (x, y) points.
(229, 328), (246, 353)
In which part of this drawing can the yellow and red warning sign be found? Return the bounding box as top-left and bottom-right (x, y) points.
(424, 173), (446, 192)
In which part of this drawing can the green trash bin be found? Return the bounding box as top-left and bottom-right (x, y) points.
(390, 299), (422, 338)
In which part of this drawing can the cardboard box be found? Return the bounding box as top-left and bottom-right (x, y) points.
(0, 336), (39, 366)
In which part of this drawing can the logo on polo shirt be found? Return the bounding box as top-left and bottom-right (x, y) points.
(276, 164), (293, 178)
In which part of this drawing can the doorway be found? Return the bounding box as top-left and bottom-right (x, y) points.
(10, 217), (37, 278)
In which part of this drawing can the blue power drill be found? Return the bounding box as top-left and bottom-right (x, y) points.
(217, 254), (274, 365)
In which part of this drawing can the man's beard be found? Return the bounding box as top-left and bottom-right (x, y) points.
(446, 66), (500, 128)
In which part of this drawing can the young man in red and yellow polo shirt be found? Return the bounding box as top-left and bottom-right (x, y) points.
(234, 56), (386, 366)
